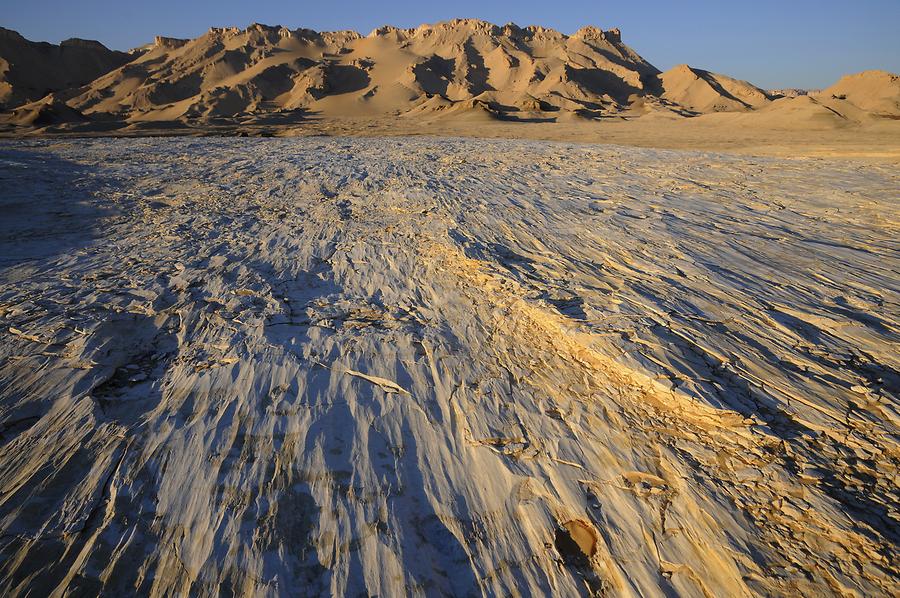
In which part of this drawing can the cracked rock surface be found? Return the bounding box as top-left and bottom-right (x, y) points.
(0, 137), (897, 596)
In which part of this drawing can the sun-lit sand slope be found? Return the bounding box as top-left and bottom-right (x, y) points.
(0, 138), (898, 596)
(2, 20), (898, 135)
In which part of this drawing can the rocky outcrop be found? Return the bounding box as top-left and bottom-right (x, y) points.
(153, 36), (189, 50)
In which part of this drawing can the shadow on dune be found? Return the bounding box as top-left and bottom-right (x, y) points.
(413, 55), (456, 96)
(565, 65), (641, 103)
(463, 41), (494, 95)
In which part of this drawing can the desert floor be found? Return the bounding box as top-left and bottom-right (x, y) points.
(5, 116), (900, 164)
(0, 137), (897, 596)
(288, 117), (900, 162)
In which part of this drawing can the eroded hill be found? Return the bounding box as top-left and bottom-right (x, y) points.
(0, 21), (898, 141)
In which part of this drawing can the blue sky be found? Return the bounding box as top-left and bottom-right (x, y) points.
(2, 0), (898, 89)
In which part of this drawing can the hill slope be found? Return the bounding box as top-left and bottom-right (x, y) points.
(1, 22), (898, 132)
(659, 64), (771, 113)
(0, 27), (133, 109)
(814, 70), (900, 116)
(61, 20), (666, 122)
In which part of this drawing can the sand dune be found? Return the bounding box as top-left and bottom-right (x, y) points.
(56, 20), (659, 122)
(0, 21), (897, 140)
(658, 64), (771, 113)
(814, 70), (900, 116)
(0, 137), (897, 596)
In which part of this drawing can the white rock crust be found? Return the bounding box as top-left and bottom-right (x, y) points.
(0, 138), (897, 597)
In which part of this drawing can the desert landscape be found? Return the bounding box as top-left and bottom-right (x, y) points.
(1, 21), (899, 157)
(0, 14), (898, 598)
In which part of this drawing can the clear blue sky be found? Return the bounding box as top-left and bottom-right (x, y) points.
(2, 0), (898, 89)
